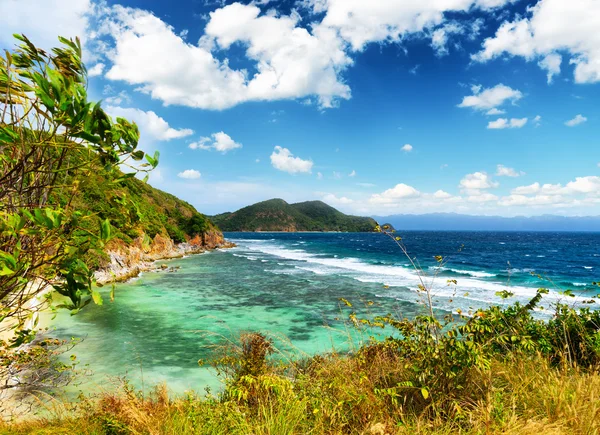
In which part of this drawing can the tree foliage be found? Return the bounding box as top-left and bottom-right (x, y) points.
(0, 34), (157, 345)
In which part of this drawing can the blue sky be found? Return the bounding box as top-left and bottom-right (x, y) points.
(1, 0), (600, 216)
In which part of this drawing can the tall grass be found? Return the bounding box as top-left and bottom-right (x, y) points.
(2, 350), (599, 434)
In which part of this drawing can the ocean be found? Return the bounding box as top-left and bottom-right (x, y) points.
(46, 231), (600, 395)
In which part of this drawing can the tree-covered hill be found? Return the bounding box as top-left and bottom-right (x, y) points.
(64, 171), (219, 269)
(210, 199), (377, 232)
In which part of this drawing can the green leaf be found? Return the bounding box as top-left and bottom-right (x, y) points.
(421, 388), (429, 400)
(91, 290), (103, 306)
(100, 219), (111, 242)
(0, 265), (14, 276)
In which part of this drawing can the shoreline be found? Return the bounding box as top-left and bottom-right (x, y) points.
(94, 231), (235, 285)
(0, 233), (235, 420)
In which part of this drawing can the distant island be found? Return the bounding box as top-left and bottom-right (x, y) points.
(211, 199), (377, 232)
(376, 213), (600, 232)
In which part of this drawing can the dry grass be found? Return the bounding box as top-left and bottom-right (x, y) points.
(2, 351), (599, 435)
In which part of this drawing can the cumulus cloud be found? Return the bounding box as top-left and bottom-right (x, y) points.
(459, 172), (499, 190)
(474, 0), (600, 84)
(369, 183), (420, 204)
(496, 164), (524, 177)
(565, 176), (600, 194)
(431, 21), (466, 56)
(498, 194), (566, 207)
(189, 132), (242, 153)
(311, 0), (514, 52)
(538, 53), (562, 84)
(104, 106), (193, 142)
(487, 118), (528, 129)
(88, 63), (105, 77)
(99, 4), (352, 110)
(322, 193), (354, 205)
(458, 84), (523, 111)
(270, 146), (313, 174)
(467, 192), (498, 202)
(433, 190), (452, 199)
(401, 144), (413, 152)
(177, 169), (201, 179)
(486, 108), (505, 116)
(565, 114), (587, 127)
(348, 170), (356, 177)
(78, 0), (520, 112)
(507, 177), (600, 205)
(512, 182), (541, 195)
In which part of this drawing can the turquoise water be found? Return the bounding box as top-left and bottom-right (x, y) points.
(44, 231), (600, 395)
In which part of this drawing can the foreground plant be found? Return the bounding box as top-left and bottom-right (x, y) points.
(0, 34), (159, 407)
(0, 34), (158, 344)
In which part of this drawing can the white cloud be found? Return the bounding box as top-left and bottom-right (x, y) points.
(190, 131), (242, 153)
(487, 117), (528, 129)
(486, 108), (505, 116)
(433, 190), (452, 199)
(538, 53), (562, 84)
(317, 172), (323, 180)
(474, 0), (600, 84)
(565, 176), (600, 194)
(431, 21), (465, 57)
(0, 0), (92, 52)
(104, 106), (194, 142)
(357, 182), (376, 187)
(348, 170), (356, 177)
(104, 90), (131, 106)
(369, 183), (420, 204)
(401, 144), (413, 152)
(467, 192), (498, 203)
(332, 171), (342, 179)
(270, 146), (313, 174)
(100, 4), (352, 110)
(458, 84), (523, 111)
(565, 114), (587, 127)
(322, 193), (354, 205)
(312, 0), (514, 52)
(178, 169), (201, 179)
(459, 172), (499, 190)
(496, 164), (524, 177)
(88, 63), (105, 77)
(508, 177), (600, 200)
(498, 194), (566, 207)
(533, 115), (542, 127)
(512, 182), (540, 195)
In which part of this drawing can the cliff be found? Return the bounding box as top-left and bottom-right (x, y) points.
(95, 230), (233, 284)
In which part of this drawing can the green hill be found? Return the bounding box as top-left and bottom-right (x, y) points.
(58, 170), (220, 269)
(210, 199), (377, 232)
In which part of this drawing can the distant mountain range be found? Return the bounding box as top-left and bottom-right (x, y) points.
(211, 199), (377, 232)
(373, 213), (600, 232)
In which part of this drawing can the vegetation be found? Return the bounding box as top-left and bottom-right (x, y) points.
(67, 172), (217, 270)
(2, 290), (600, 434)
(0, 34), (218, 406)
(0, 33), (160, 344)
(211, 198), (377, 232)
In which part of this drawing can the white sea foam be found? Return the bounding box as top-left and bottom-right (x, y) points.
(231, 239), (598, 310)
(433, 267), (495, 278)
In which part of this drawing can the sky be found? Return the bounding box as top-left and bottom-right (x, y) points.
(1, 0), (600, 217)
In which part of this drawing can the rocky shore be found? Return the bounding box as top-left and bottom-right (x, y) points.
(94, 230), (235, 285)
